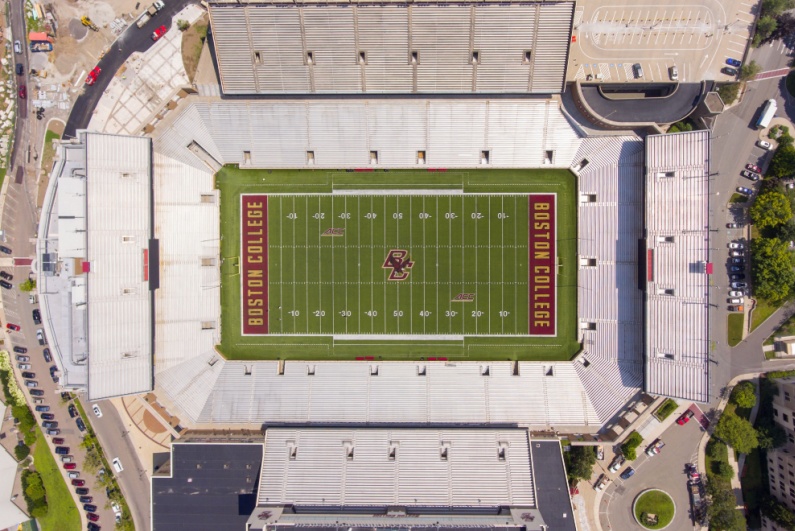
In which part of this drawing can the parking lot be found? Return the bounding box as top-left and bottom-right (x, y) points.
(569, 0), (754, 83)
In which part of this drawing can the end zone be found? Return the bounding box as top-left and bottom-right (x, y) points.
(241, 195), (268, 335)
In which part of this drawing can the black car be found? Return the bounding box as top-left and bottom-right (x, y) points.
(54, 446), (69, 455)
(0, 280), (12, 289)
(40, 413), (54, 420)
(35, 405), (50, 412)
(731, 274), (746, 280)
(68, 405), (78, 418)
(32, 309), (41, 324)
(30, 389), (44, 396)
(43, 348), (52, 362)
(0, 271), (12, 280)
(15, 63), (23, 75)
(21, 371), (35, 379)
(75, 487), (89, 495)
(61, 391), (71, 400)
(42, 421), (58, 429)
(0, 246), (11, 255)
(13, 346), (28, 354)
(722, 66), (738, 76)
(83, 504), (98, 512)
(79, 495), (93, 504)
(50, 366), (59, 383)
(87, 522), (100, 531)
(76, 418), (86, 432)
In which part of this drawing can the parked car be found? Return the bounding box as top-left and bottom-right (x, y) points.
(67, 472), (80, 479)
(677, 410), (694, 425)
(730, 266), (744, 273)
(30, 390), (44, 397)
(42, 421), (57, 429)
(68, 405), (78, 418)
(87, 522), (101, 531)
(608, 454), (625, 472)
(112, 457), (123, 473)
(729, 290), (744, 297)
(721, 66), (738, 76)
(92, 404), (102, 418)
(61, 391), (71, 400)
(79, 496), (94, 504)
(85, 66), (101, 86)
(17, 363), (31, 370)
(758, 140), (772, 150)
(40, 413), (54, 420)
(32, 309), (41, 324)
(596, 445), (604, 460)
(741, 170), (760, 181)
(746, 163), (762, 173)
(0, 271), (12, 280)
(0, 280), (11, 289)
(25, 380), (38, 388)
(729, 251), (743, 258)
(21, 372), (35, 379)
(645, 438), (665, 456)
(729, 297), (744, 304)
(726, 222), (739, 229)
(15, 63), (23, 75)
(35, 405), (50, 412)
(55, 446), (70, 455)
(60, 456), (72, 463)
(52, 437), (65, 445)
(152, 25), (167, 41)
(71, 479), (86, 487)
(43, 348), (52, 363)
(731, 274), (746, 281)
(620, 467), (636, 479)
(76, 418), (86, 432)
(6, 323), (21, 331)
(0, 246), (12, 255)
(726, 58), (742, 67)
(632, 63), (644, 78)
(13, 346), (27, 354)
(64, 463), (77, 470)
(731, 258), (744, 265)
(668, 65), (679, 81)
(15, 355), (29, 362)
(87, 513), (99, 522)
(46, 428), (60, 436)
(729, 305), (745, 312)
(728, 242), (744, 250)
(736, 186), (753, 195)
(595, 473), (610, 490)
(36, 329), (46, 345)
(84, 504), (98, 512)
(13, 40), (21, 54)
(18, 85), (26, 99)
(75, 487), (89, 495)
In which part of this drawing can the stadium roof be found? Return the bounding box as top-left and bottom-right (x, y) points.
(0, 402), (29, 530)
(208, 1), (573, 95)
(644, 131), (711, 403)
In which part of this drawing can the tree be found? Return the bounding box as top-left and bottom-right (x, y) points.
(740, 61), (762, 81)
(731, 381), (756, 409)
(565, 446), (596, 483)
(780, 134), (795, 147)
(14, 443), (30, 461)
(763, 0), (795, 16)
(668, 121), (693, 133)
(706, 479), (748, 531)
(177, 19), (190, 31)
(762, 495), (795, 528)
(714, 411), (759, 454)
(24, 473), (45, 502)
(620, 431), (643, 461)
(757, 422), (788, 449)
(717, 460), (735, 479)
(751, 237), (795, 302)
(717, 83), (740, 105)
(756, 15), (779, 43)
(83, 450), (102, 473)
(768, 143), (795, 179)
(750, 190), (793, 229)
(18, 278), (35, 292)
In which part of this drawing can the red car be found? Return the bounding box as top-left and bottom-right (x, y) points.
(63, 463), (77, 470)
(677, 410), (695, 425)
(87, 513), (100, 522)
(85, 67), (101, 86)
(71, 479), (85, 486)
(18, 85), (26, 99)
(745, 163), (762, 173)
(6, 323), (20, 331)
(152, 25), (167, 41)
(52, 437), (65, 445)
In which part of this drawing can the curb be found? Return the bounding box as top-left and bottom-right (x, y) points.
(632, 488), (676, 531)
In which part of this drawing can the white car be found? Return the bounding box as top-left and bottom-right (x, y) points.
(728, 242), (744, 249)
(729, 297), (744, 304)
(92, 404), (102, 418)
(758, 140), (772, 150)
(111, 502), (121, 515)
(13, 40), (21, 54)
(732, 282), (748, 290)
(112, 457), (123, 473)
(729, 290), (743, 298)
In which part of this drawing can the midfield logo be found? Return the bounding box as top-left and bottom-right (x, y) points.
(451, 293), (475, 302)
(382, 249), (414, 281)
(321, 228), (345, 236)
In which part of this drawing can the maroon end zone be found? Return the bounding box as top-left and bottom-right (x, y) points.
(241, 195), (268, 335)
(528, 194), (556, 336)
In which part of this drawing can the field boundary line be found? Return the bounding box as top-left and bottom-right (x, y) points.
(334, 334), (465, 340)
(333, 189), (464, 195)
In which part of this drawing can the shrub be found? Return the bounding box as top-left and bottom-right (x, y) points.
(718, 83), (740, 105)
(177, 19), (190, 31)
(731, 381), (757, 409)
(654, 398), (678, 420)
(21, 469), (48, 518)
(564, 446), (596, 483)
(14, 443), (30, 461)
(18, 278), (35, 292)
(717, 460), (735, 479)
(621, 431), (643, 461)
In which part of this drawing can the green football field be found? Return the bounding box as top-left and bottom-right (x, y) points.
(218, 167), (579, 361)
(262, 193), (535, 336)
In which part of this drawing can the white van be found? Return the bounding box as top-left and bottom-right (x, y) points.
(112, 457), (123, 473)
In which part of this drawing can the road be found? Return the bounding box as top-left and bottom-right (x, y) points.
(89, 399), (151, 531)
(602, 418), (703, 531)
(63, 0), (196, 139)
(578, 82), (706, 124)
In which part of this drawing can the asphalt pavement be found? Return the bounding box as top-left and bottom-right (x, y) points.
(578, 82), (706, 124)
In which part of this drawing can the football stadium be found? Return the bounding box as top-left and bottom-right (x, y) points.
(221, 167), (578, 360)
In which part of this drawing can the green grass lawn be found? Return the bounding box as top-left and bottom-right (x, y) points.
(730, 193), (748, 203)
(217, 167), (579, 361)
(633, 490), (675, 529)
(40, 130), (60, 172)
(741, 447), (764, 529)
(751, 298), (780, 331)
(763, 309), (795, 346)
(728, 313), (745, 346)
(653, 398), (677, 421)
(32, 427), (81, 531)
